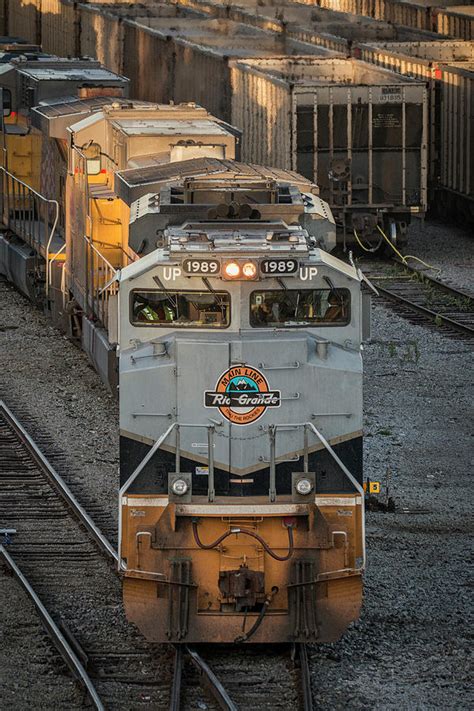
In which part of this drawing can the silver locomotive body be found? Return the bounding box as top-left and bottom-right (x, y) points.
(119, 247), (364, 496)
(118, 162), (367, 644)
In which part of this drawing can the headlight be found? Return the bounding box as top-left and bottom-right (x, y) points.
(224, 261), (240, 278)
(171, 478), (189, 496)
(295, 477), (313, 496)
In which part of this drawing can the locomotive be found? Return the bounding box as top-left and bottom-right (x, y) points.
(0, 43), (368, 644)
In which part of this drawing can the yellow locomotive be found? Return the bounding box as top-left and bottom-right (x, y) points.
(0, 46), (368, 645)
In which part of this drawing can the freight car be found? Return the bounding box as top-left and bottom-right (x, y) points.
(230, 56), (428, 248)
(0, 42), (368, 646)
(8, 0), (466, 244)
(315, 0), (473, 40)
(177, 0), (450, 43)
(433, 5), (474, 41)
(355, 41), (474, 224)
(435, 62), (473, 224)
(114, 15), (335, 121)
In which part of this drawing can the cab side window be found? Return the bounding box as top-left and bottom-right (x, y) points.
(2, 89), (11, 118)
(84, 142), (102, 175)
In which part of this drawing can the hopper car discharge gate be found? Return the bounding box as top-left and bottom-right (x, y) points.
(119, 421), (365, 643)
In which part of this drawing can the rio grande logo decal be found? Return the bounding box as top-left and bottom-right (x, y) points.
(204, 365), (281, 425)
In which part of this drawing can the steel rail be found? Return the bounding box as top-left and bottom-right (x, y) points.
(0, 401), (118, 563)
(364, 260), (474, 337)
(186, 646), (238, 711)
(393, 260), (474, 302)
(169, 646), (183, 711)
(375, 284), (474, 336)
(297, 643), (314, 711)
(0, 545), (105, 711)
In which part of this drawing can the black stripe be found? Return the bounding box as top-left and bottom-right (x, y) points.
(120, 434), (363, 497)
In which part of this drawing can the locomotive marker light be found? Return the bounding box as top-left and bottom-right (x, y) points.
(295, 478), (314, 496)
(172, 479), (189, 496)
(168, 472), (192, 503)
(292, 471), (316, 503)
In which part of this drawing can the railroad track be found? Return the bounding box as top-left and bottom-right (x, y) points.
(0, 400), (168, 709)
(0, 400), (314, 710)
(170, 642), (314, 710)
(361, 260), (474, 340)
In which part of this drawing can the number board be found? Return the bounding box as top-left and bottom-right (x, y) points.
(183, 258), (220, 276)
(260, 258), (299, 276)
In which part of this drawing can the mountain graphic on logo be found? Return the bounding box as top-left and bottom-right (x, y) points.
(229, 378), (257, 392)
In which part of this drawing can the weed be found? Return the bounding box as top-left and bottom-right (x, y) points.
(402, 340), (420, 363)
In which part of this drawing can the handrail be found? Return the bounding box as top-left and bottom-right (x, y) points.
(271, 421), (365, 573)
(118, 419), (365, 575)
(83, 234), (119, 329)
(84, 234), (117, 272)
(47, 243), (66, 293)
(88, 237), (138, 263)
(0, 165), (59, 211)
(118, 422), (216, 570)
(0, 166), (60, 298)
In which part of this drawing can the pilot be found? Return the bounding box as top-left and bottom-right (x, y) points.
(134, 296), (172, 323)
(255, 301), (273, 324)
(323, 291), (345, 322)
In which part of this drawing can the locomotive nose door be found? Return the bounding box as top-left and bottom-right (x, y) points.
(228, 336), (308, 494)
(175, 338), (231, 495)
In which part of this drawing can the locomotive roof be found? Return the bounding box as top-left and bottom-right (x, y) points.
(110, 118), (231, 136)
(34, 95), (120, 118)
(17, 63), (127, 82)
(31, 95), (126, 136)
(117, 157), (316, 191)
(68, 105), (233, 136)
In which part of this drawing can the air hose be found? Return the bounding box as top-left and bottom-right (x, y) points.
(234, 587), (279, 644)
(191, 519), (294, 562)
(354, 226), (441, 274)
(353, 228), (383, 253)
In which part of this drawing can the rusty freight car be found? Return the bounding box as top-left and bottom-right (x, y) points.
(231, 55), (428, 248)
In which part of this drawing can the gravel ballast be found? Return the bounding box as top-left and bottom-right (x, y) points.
(0, 219), (471, 709)
(398, 218), (473, 293)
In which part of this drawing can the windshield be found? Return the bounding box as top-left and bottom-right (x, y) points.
(250, 288), (350, 327)
(131, 290), (230, 328)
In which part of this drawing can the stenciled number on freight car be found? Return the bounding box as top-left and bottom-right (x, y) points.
(183, 258), (220, 275)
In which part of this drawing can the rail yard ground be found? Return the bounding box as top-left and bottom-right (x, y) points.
(0, 220), (472, 710)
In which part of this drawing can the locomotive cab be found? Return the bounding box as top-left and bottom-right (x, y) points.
(118, 165), (365, 644)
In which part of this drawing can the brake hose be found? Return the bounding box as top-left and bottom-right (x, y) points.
(191, 519), (294, 562)
(234, 587), (278, 644)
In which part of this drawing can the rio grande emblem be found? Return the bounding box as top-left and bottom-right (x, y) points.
(204, 365), (281, 425)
